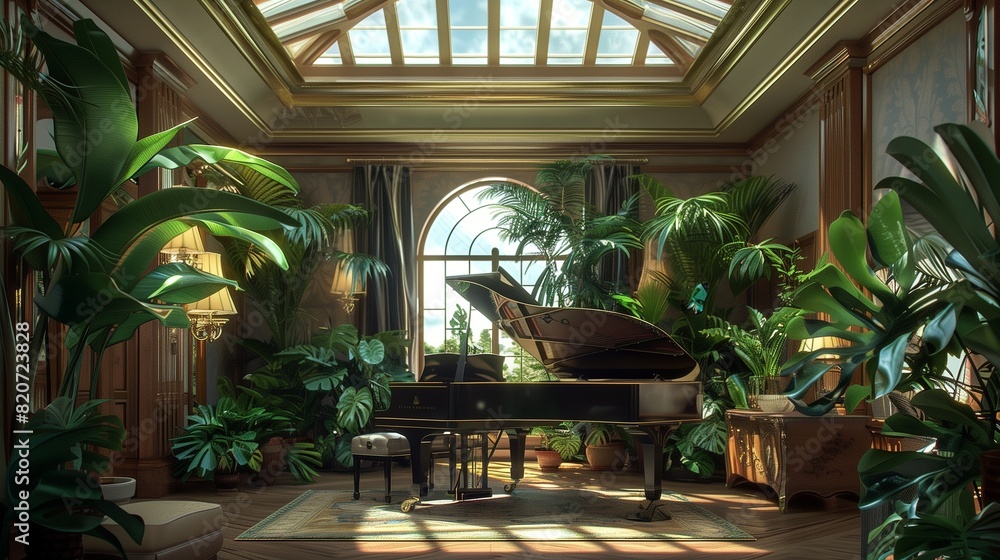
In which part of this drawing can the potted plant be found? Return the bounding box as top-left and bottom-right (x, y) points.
(582, 423), (631, 471)
(529, 423), (582, 471)
(0, 15), (301, 559)
(781, 123), (1000, 557)
(170, 397), (278, 489)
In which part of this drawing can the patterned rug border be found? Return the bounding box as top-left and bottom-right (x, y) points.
(237, 489), (756, 542)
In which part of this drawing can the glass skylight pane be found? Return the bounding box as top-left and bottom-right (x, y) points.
(500, 30), (536, 56)
(451, 29), (487, 56)
(450, 0), (487, 26)
(645, 42), (672, 64)
(356, 10), (386, 28)
(551, 0), (592, 28)
(596, 57), (631, 65)
(549, 57), (582, 65)
(397, 0), (436, 27)
(597, 29), (638, 56)
(454, 57), (487, 65)
(401, 29), (439, 57)
(548, 29), (587, 55)
(500, 57), (534, 65)
(349, 28), (390, 56)
(355, 57), (392, 65)
(404, 57), (439, 64)
(500, 0), (539, 27)
(316, 42), (342, 65)
(603, 11), (629, 27)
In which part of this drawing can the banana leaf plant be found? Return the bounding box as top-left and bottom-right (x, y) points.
(0, 15), (300, 556)
(780, 123), (1000, 559)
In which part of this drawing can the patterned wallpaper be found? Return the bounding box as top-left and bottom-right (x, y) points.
(871, 10), (967, 188)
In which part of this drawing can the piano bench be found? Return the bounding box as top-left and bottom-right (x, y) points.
(352, 432), (410, 503)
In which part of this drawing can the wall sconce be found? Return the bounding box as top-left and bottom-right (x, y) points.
(161, 226), (205, 266)
(184, 252), (237, 342)
(330, 263), (365, 313)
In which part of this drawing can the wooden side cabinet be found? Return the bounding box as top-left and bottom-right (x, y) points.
(725, 409), (871, 512)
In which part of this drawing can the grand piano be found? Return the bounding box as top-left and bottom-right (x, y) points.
(375, 268), (702, 519)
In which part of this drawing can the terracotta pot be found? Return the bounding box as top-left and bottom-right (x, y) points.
(535, 449), (563, 471)
(254, 436), (288, 485)
(214, 471), (242, 491)
(981, 449), (1000, 506)
(585, 441), (629, 471)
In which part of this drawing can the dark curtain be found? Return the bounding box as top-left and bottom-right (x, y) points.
(352, 165), (416, 339)
(587, 163), (642, 294)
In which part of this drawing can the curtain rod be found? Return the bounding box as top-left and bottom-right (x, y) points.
(344, 157), (649, 165)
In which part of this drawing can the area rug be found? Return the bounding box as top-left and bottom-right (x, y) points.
(237, 488), (755, 542)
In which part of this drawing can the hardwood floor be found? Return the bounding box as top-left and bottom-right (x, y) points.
(167, 460), (865, 560)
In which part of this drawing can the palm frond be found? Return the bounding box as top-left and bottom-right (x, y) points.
(724, 175), (795, 238)
(0, 14), (43, 94)
(6, 226), (115, 274)
(230, 165), (301, 208)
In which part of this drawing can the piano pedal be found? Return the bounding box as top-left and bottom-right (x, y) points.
(626, 501), (673, 523)
(401, 497), (420, 513)
(456, 487), (493, 500)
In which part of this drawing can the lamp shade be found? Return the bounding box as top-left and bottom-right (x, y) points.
(330, 263), (365, 295)
(161, 226), (205, 255)
(184, 252), (237, 315)
(799, 336), (849, 360)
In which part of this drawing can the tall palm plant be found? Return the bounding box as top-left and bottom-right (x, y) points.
(480, 157), (642, 309)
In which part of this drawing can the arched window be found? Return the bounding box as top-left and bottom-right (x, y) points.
(418, 179), (554, 381)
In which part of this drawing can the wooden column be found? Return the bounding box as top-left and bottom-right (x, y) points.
(808, 43), (869, 262)
(113, 52), (194, 498)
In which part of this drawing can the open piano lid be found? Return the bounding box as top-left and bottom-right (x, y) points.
(446, 268), (697, 380)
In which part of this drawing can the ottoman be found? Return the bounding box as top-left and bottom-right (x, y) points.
(352, 432), (411, 503)
(82, 500), (223, 560)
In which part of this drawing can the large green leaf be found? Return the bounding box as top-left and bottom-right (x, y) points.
(35, 273), (166, 326)
(0, 165), (63, 239)
(115, 119), (192, 188)
(336, 386), (374, 434)
(25, 19), (137, 224)
(934, 123), (1000, 231)
(90, 187), (297, 256)
(829, 210), (894, 303)
(866, 191), (914, 292)
(884, 135), (991, 251)
(71, 19), (129, 92)
(136, 144), (300, 193)
(357, 339), (385, 366)
(131, 262), (240, 303)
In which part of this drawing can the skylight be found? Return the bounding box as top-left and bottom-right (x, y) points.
(256, 0), (734, 75)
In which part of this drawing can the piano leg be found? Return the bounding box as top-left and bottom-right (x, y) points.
(393, 428), (433, 497)
(627, 424), (680, 523)
(503, 428), (527, 493)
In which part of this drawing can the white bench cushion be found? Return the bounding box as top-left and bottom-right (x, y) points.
(351, 432), (410, 456)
